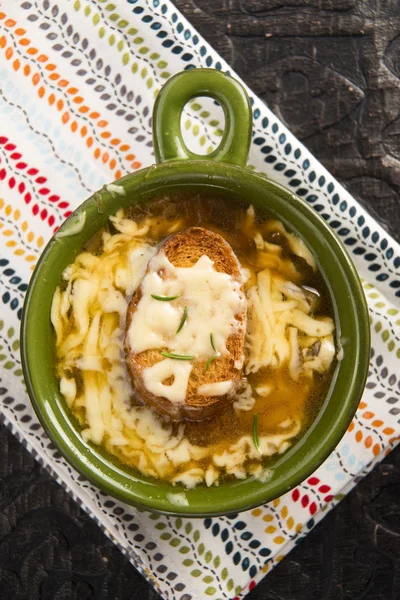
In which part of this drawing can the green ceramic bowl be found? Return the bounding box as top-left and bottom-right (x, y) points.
(21, 69), (370, 517)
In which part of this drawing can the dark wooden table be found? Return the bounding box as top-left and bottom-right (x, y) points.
(2, 1), (399, 598)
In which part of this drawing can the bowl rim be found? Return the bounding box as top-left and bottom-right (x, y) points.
(21, 160), (371, 517)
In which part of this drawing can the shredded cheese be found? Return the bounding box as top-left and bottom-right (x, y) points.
(197, 381), (234, 397)
(167, 492), (189, 507)
(52, 208), (336, 489)
(56, 211), (86, 238)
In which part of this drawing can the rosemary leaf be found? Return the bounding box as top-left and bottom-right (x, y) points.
(176, 306), (188, 334)
(205, 355), (217, 371)
(161, 351), (195, 361)
(210, 332), (217, 352)
(151, 293), (180, 301)
(252, 413), (261, 454)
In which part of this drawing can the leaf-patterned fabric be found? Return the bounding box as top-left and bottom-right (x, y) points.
(0, 1), (399, 599)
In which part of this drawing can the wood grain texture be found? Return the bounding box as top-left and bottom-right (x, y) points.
(177, 0), (400, 240)
(2, 0), (399, 598)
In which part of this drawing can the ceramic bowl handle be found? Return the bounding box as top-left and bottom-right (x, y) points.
(152, 68), (252, 167)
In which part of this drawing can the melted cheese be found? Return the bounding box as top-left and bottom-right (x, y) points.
(128, 251), (245, 358)
(288, 326), (300, 380)
(128, 250), (245, 403)
(290, 309), (334, 337)
(197, 381), (234, 396)
(172, 468), (205, 489)
(233, 381), (255, 412)
(205, 465), (219, 487)
(60, 377), (76, 407)
(105, 183), (125, 197)
(241, 268), (251, 284)
(286, 232), (317, 271)
(256, 385), (272, 397)
(82, 371), (104, 444)
(53, 209), (336, 489)
(128, 245), (157, 294)
(142, 358), (193, 403)
(56, 211), (86, 238)
(166, 492), (189, 507)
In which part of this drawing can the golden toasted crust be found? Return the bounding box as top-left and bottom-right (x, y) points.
(125, 227), (246, 421)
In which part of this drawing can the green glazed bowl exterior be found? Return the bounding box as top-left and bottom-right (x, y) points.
(21, 160), (370, 517)
(21, 69), (370, 516)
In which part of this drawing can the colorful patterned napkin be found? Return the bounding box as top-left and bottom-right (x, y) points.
(0, 1), (399, 599)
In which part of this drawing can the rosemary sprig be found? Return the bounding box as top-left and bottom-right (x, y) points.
(151, 293), (180, 301)
(252, 413), (261, 454)
(161, 351), (195, 361)
(205, 355), (217, 371)
(210, 332), (217, 352)
(206, 333), (220, 371)
(176, 306), (188, 334)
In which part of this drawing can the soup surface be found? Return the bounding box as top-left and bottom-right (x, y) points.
(51, 192), (337, 488)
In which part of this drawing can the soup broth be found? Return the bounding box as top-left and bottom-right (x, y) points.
(52, 192), (337, 488)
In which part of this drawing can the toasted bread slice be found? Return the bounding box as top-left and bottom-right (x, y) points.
(125, 227), (246, 421)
